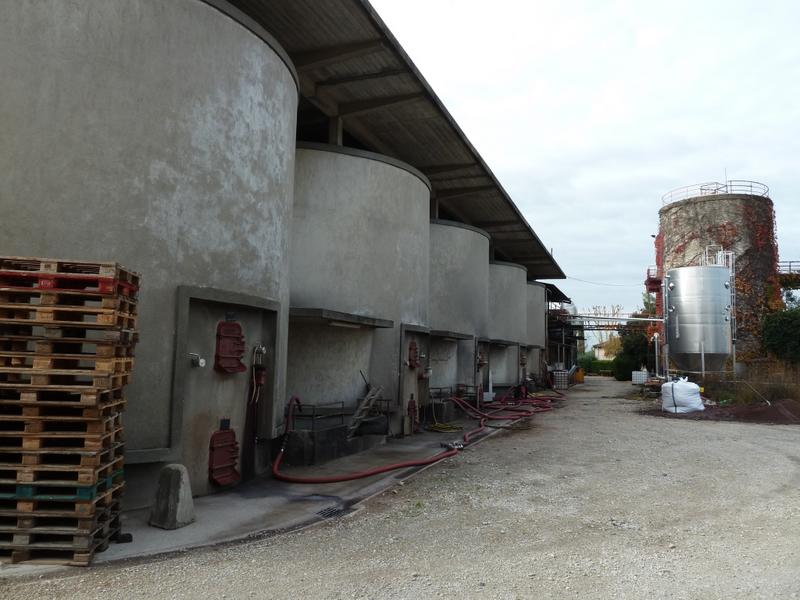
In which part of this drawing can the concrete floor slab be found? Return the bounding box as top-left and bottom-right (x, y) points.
(0, 413), (513, 577)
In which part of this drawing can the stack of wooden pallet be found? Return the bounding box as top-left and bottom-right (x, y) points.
(0, 256), (139, 566)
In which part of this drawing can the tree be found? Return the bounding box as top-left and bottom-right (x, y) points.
(641, 292), (656, 316)
(762, 307), (800, 362)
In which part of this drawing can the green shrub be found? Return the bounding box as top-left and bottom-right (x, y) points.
(763, 308), (800, 362)
(577, 352), (594, 373)
(612, 354), (637, 380)
(590, 360), (614, 374)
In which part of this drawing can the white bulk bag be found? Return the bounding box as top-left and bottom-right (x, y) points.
(661, 378), (704, 414)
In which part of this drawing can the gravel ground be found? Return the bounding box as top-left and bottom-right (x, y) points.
(2, 377), (799, 599)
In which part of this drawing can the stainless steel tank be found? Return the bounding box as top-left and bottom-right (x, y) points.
(666, 265), (732, 372)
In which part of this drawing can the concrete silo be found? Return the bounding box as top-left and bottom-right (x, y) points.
(657, 181), (782, 363)
(1, 0), (299, 500)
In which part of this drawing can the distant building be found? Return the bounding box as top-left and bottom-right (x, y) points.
(593, 339), (618, 360)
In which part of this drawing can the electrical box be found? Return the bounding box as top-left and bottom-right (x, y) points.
(214, 321), (246, 374)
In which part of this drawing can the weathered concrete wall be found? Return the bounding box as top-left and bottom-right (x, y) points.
(0, 0), (298, 468)
(526, 347), (543, 381)
(429, 338), (459, 390)
(429, 221), (490, 338)
(488, 262), (528, 343)
(286, 323), (373, 408)
(526, 282), (547, 348)
(291, 145), (431, 410)
(457, 339), (478, 389)
(659, 194), (781, 360)
(489, 345), (519, 386)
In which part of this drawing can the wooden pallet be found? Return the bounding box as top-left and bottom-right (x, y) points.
(0, 454), (123, 485)
(0, 352), (134, 374)
(0, 326), (137, 345)
(0, 256), (139, 297)
(0, 512), (121, 566)
(0, 414), (122, 438)
(0, 481), (124, 517)
(0, 387), (124, 407)
(0, 338), (136, 359)
(0, 424), (123, 452)
(0, 398), (125, 420)
(0, 499), (118, 533)
(0, 441), (124, 470)
(0, 304), (137, 330)
(0, 369), (130, 391)
(0, 469), (124, 501)
(0, 290), (137, 313)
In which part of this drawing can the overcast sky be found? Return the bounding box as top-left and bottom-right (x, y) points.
(371, 0), (800, 314)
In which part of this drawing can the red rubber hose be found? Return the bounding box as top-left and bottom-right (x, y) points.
(272, 396), (458, 484)
(272, 392), (548, 485)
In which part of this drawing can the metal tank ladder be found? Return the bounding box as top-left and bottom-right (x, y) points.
(347, 385), (383, 439)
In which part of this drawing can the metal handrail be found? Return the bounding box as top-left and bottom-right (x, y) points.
(662, 180), (769, 205)
(779, 261), (800, 274)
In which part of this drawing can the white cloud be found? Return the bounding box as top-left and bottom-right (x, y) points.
(372, 0), (800, 312)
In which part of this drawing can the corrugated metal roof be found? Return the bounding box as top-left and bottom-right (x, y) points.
(229, 0), (565, 279)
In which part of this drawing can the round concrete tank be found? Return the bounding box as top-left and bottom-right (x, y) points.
(526, 282), (547, 348)
(488, 262), (528, 343)
(526, 282), (547, 378)
(291, 143), (431, 405)
(486, 262), (527, 387)
(666, 265), (733, 373)
(429, 220), (490, 338)
(659, 182), (781, 360)
(291, 144), (431, 322)
(0, 0), (298, 460)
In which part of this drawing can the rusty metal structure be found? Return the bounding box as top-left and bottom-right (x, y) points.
(647, 181), (782, 366)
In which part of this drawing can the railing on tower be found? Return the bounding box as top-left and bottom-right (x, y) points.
(662, 180), (769, 206)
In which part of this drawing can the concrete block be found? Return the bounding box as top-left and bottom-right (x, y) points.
(149, 464), (195, 530)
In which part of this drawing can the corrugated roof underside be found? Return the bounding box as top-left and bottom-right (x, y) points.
(230, 0), (564, 279)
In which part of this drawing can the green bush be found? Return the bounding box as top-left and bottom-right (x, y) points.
(763, 308), (800, 362)
(590, 360), (614, 374)
(612, 354), (637, 381)
(577, 352), (594, 373)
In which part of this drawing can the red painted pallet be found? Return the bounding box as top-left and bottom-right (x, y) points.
(0, 257), (139, 298)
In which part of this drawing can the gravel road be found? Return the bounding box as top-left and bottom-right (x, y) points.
(3, 377), (799, 599)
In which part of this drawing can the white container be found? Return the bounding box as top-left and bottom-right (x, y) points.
(661, 378), (704, 414)
(553, 370), (569, 390)
(632, 371), (648, 385)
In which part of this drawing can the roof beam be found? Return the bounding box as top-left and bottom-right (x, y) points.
(434, 185), (496, 200)
(314, 68), (408, 89)
(419, 163), (476, 177)
(472, 219), (522, 229)
(293, 40), (387, 71)
(338, 93), (424, 117)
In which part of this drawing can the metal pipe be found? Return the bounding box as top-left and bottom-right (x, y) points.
(570, 315), (665, 323)
(700, 340), (706, 378)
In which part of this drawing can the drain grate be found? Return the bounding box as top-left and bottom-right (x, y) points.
(316, 506), (349, 519)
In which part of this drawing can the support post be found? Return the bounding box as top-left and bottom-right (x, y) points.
(328, 116), (343, 145)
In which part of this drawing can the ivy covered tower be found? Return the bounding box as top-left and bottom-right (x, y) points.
(655, 181), (781, 363)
